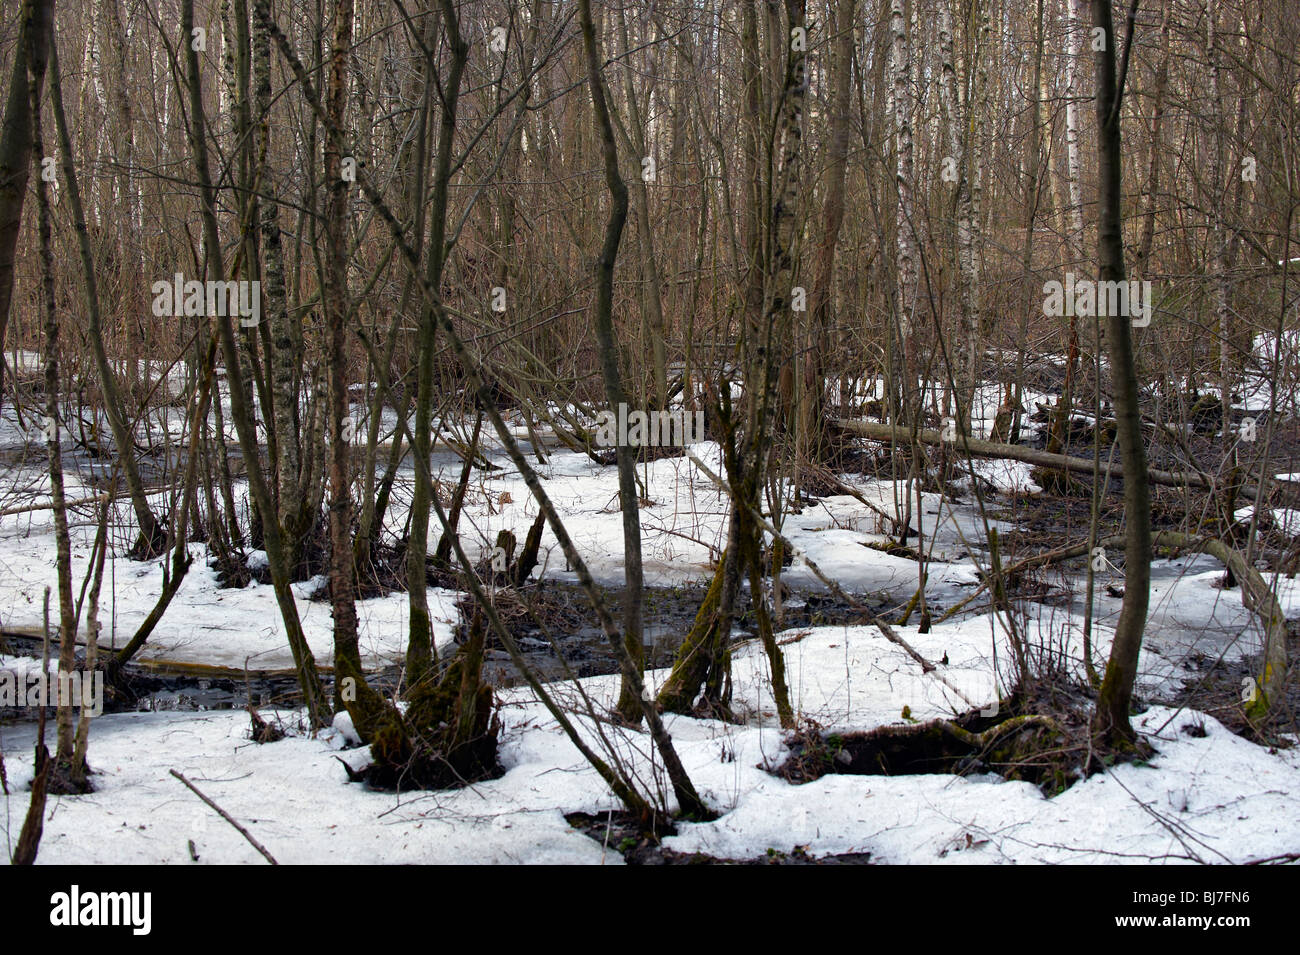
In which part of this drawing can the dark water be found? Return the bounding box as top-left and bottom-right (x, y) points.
(1, 583), (884, 716)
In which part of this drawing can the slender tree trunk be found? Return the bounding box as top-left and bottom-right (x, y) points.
(254, 2), (304, 562)
(406, 1), (467, 690)
(13, 594), (52, 862)
(1064, 0), (1087, 266)
(323, 0), (368, 706)
(0, 0), (54, 405)
(48, 41), (165, 557)
(188, 0), (329, 728)
(27, 10), (80, 789)
(1133, 0), (1169, 279)
(890, 0), (917, 423)
(1207, 3), (1234, 437)
(1091, 0), (1152, 750)
(356, 15), (434, 582)
(581, 0), (645, 725)
(939, 0), (979, 429)
(72, 499), (108, 787)
(615, 7), (668, 411)
(808, 0), (855, 453)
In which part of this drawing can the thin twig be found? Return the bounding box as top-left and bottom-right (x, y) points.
(169, 769), (279, 864)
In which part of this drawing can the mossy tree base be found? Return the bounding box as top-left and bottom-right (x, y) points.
(656, 552), (734, 716)
(339, 611), (500, 791)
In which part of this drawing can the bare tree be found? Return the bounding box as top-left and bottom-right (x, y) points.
(0, 0), (54, 404)
(1090, 0), (1152, 750)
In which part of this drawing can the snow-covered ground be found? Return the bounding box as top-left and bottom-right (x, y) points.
(3, 657), (1297, 864)
(2, 419), (1299, 864)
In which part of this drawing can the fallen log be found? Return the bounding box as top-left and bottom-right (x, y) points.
(832, 418), (1215, 490)
(0, 491), (109, 518)
(1150, 531), (1289, 722)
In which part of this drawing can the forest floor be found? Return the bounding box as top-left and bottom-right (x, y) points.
(2, 381), (1300, 864)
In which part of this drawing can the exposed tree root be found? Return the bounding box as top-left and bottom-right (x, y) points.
(777, 692), (1100, 796)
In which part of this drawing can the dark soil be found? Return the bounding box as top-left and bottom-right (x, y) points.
(774, 686), (1103, 797)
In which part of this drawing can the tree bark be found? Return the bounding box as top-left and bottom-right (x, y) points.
(1090, 0), (1151, 749)
(614, 6), (669, 411)
(807, 0), (855, 454)
(939, 0), (979, 428)
(323, 0), (370, 708)
(254, 0), (305, 563)
(405, 0), (467, 690)
(890, 0), (917, 423)
(0, 0), (54, 405)
(580, 0), (645, 725)
(48, 40), (166, 558)
(27, 8), (81, 789)
(1133, 0), (1169, 280)
(188, 0), (329, 728)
